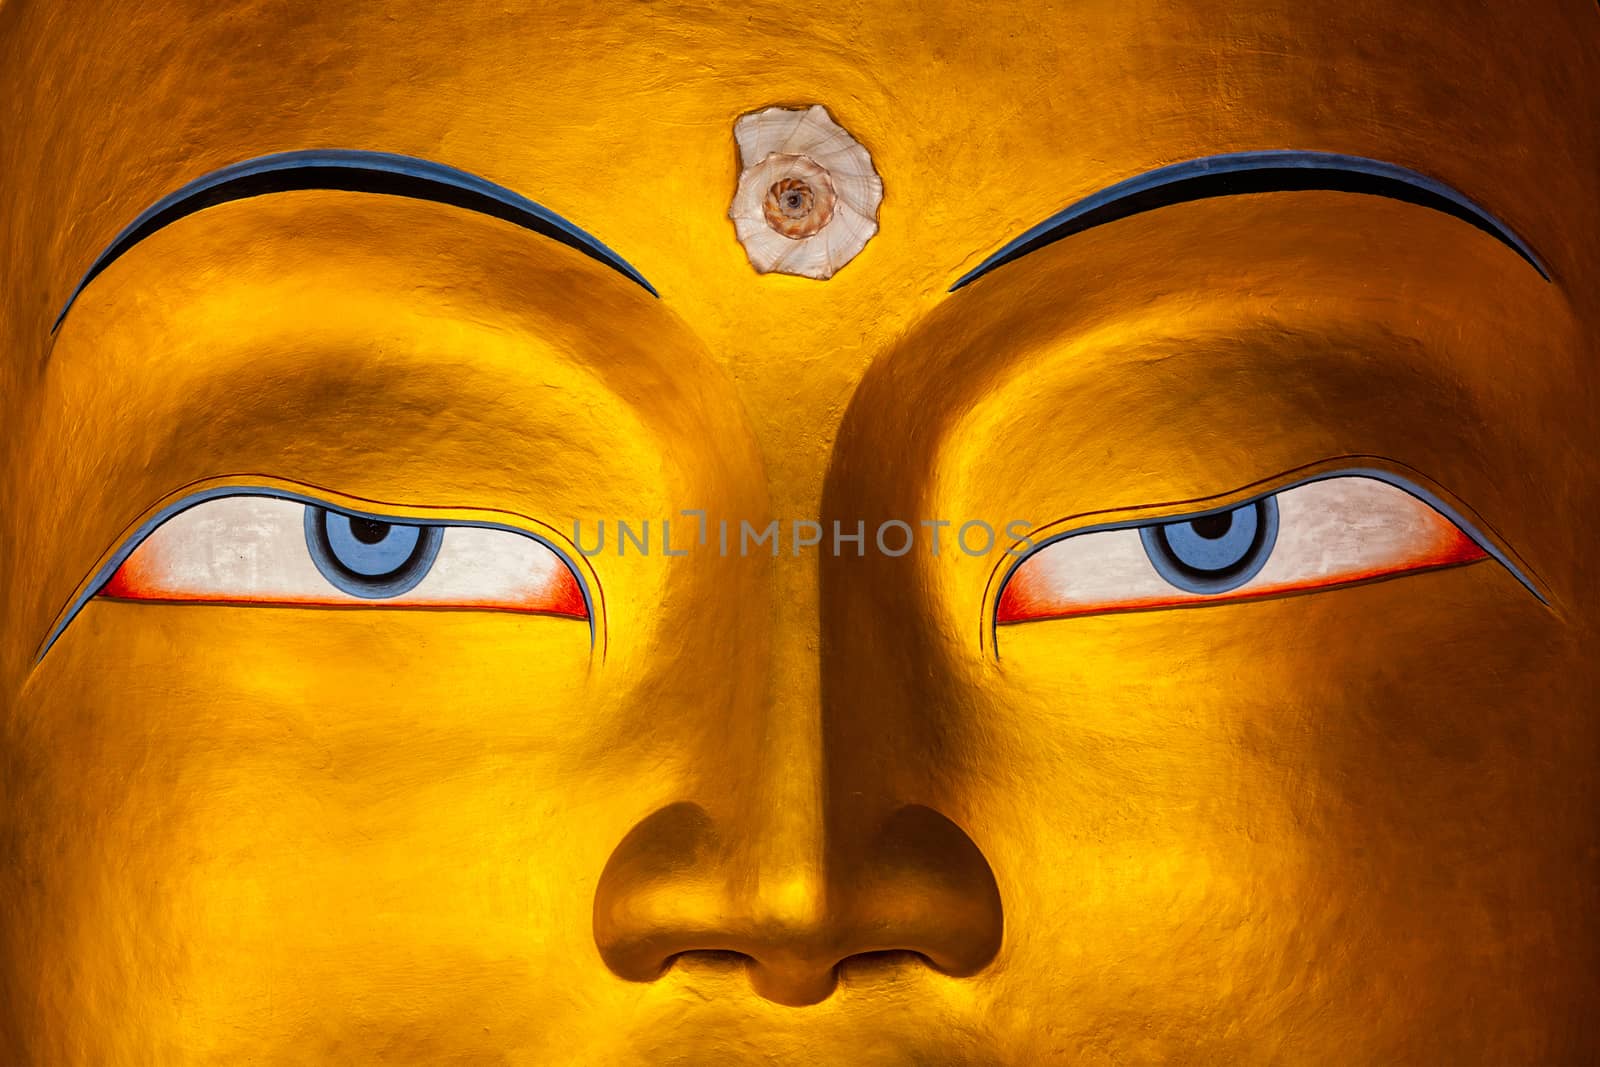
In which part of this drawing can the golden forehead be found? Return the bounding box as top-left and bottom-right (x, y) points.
(3, 0), (1595, 369)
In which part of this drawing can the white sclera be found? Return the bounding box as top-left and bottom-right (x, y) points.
(1009, 476), (1471, 611)
(114, 495), (572, 606)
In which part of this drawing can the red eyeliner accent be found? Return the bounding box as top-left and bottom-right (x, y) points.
(100, 548), (590, 618)
(534, 570), (589, 619)
(97, 565), (141, 600)
(99, 592), (589, 619)
(998, 523), (1487, 624)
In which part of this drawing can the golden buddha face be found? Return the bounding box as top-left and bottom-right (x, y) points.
(2, 1), (1596, 1062)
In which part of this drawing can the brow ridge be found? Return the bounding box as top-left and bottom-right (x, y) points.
(52, 148), (659, 332)
(950, 150), (1550, 292)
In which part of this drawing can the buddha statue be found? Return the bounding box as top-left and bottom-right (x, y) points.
(1, 0), (1595, 1061)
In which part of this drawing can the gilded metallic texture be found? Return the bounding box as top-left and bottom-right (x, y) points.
(1, 1), (1597, 1063)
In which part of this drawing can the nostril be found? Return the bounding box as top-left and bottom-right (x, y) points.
(832, 949), (941, 998)
(839, 948), (934, 978)
(665, 948), (753, 973)
(593, 802), (728, 982)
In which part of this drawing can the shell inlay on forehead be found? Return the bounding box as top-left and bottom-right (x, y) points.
(728, 104), (882, 279)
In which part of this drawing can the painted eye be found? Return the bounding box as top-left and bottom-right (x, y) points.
(998, 474), (1497, 624)
(303, 507), (444, 598)
(1139, 496), (1279, 594)
(97, 493), (588, 619)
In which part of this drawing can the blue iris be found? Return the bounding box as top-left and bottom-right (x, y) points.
(1140, 496), (1279, 594)
(303, 506), (443, 598)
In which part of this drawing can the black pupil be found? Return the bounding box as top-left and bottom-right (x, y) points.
(349, 518), (392, 544)
(1189, 512), (1234, 540)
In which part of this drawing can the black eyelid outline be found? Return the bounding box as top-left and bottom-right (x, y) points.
(35, 485), (598, 663)
(986, 464), (1547, 656)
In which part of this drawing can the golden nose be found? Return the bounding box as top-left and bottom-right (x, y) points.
(593, 802), (1003, 1007)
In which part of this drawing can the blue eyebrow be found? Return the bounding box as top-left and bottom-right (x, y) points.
(950, 150), (1550, 292)
(52, 148), (658, 331)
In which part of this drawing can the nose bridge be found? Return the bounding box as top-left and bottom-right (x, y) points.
(593, 536), (1004, 1007)
(729, 557), (829, 931)
(593, 553), (847, 1005)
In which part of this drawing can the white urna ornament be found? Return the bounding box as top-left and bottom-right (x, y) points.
(729, 104), (883, 279)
